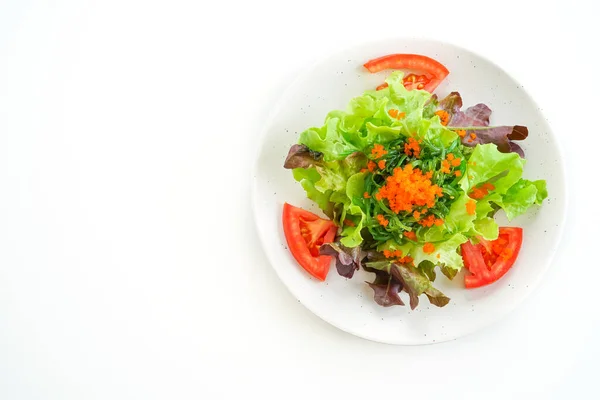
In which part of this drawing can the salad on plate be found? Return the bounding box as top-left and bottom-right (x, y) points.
(282, 54), (547, 309)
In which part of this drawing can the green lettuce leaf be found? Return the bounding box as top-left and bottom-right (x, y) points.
(412, 234), (468, 272)
(298, 71), (438, 161)
(339, 173), (368, 247)
(475, 198), (495, 219)
(291, 168), (334, 217)
(459, 143), (524, 194)
(456, 144), (547, 221)
(414, 118), (459, 149)
(298, 117), (361, 161)
(289, 150), (368, 243)
(497, 179), (548, 220)
(472, 217), (499, 240)
(339, 204), (367, 247)
(417, 194), (475, 243)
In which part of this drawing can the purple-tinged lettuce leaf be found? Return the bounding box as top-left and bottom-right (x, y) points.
(438, 91), (463, 115)
(458, 125), (528, 158)
(450, 103), (491, 127)
(363, 264), (404, 307)
(283, 144), (323, 169)
(425, 287), (451, 307)
(418, 260), (437, 282)
(440, 265), (459, 280)
(320, 242), (365, 279)
(364, 260), (450, 309)
(390, 264), (430, 310)
(438, 92), (529, 157)
(507, 141), (525, 157)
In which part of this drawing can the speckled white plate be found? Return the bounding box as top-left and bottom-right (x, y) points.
(251, 38), (566, 345)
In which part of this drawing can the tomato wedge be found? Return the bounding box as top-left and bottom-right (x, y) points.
(364, 54), (449, 93)
(375, 74), (431, 91)
(402, 73), (430, 91)
(282, 203), (337, 281)
(461, 227), (523, 288)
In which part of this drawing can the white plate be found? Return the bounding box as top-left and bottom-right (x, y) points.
(251, 38), (566, 345)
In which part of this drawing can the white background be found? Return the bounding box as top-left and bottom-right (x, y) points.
(0, 0), (597, 399)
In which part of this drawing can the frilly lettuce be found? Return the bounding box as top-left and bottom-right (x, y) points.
(298, 72), (457, 160)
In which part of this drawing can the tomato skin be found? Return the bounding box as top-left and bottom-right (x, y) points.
(282, 203), (337, 281)
(364, 54), (449, 92)
(462, 227), (523, 288)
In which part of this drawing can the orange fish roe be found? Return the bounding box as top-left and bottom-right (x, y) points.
(375, 164), (443, 214)
(363, 191), (371, 199)
(435, 110), (450, 126)
(423, 242), (436, 254)
(470, 182), (495, 199)
(360, 168), (367, 173)
(454, 170), (462, 177)
(384, 249), (402, 259)
(378, 160), (386, 169)
(434, 218), (444, 226)
(470, 133), (477, 139)
(376, 214), (389, 227)
(387, 109), (406, 120)
(413, 210), (421, 220)
(383, 249), (413, 264)
(456, 129), (466, 138)
(418, 214), (437, 227)
(470, 190), (485, 200)
(403, 231), (417, 241)
(441, 159), (451, 174)
(343, 219), (355, 227)
(446, 153), (462, 167)
(399, 256), (414, 264)
(371, 143), (388, 159)
(466, 199), (476, 215)
(367, 160), (377, 172)
(436, 253), (441, 259)
(404, 137), (422, 158)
